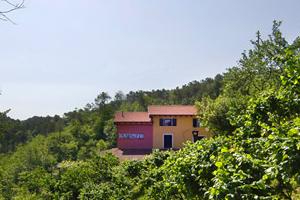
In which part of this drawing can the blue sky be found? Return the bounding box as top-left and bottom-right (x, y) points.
(1, 0), (300, 119)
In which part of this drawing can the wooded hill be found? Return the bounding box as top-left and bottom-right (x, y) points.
(0, 74), (222, 154)
(0, 21), (299, 199)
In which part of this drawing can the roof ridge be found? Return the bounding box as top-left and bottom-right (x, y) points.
(114, 112), (151, 123)
(148, 105), (195, 107)
(115, 111), (148, 113)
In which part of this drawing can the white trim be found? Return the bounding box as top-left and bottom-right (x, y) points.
(163, 133), (173, 149)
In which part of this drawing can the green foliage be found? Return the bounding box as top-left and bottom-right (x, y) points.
(58, 153), (119, 199)
(196, 96), (239, 135)
(56, 160), (98, 199)
(103, 119), (117, 148)
(0, 70), (223, 154)
(48, 131), (78, 162)
(197, 21), (299, 135)
(223, 21), (287, 98)
(17, 167), (55, 199)
(75, 21), (300, 199)
(0, 114), (65, 153)
(1, 21), (300, 199)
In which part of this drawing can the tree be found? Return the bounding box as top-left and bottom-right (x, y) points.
(0, 0), (24, 24)
(103, 119), (117, 147)
(223, 21), (287, 98)
(197, 21), (295, 135)
(114, 91), (125, 102)
(94, 92), (111, 109)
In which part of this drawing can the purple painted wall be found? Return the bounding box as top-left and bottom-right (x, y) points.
(117, 123), (153, 149)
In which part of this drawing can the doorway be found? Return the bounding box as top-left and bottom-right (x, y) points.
(163, 134), (173, 149)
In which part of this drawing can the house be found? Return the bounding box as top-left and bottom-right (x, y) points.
(114, 105), (211, 150)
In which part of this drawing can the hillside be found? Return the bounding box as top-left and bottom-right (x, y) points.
(0, 21), (299, 199)
(0, 74), (222, 154)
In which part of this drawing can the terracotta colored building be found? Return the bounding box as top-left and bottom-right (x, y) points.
(114, 105), (211, 150)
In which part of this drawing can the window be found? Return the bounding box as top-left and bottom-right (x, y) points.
(193, 118), (201, 127)
(160, 118), (177, 126)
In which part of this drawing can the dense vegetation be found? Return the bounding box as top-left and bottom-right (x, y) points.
(0, 21), (299, 199)
(0, 73), (222, 154)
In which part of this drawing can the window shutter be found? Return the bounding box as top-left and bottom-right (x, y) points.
(173, 119), (177, 126)
(160, 119), (163, 126)
(193, 119), (201, 127)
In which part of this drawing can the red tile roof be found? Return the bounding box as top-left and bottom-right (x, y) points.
(114, 112), (151, 123)
(148, 105), (197, 116)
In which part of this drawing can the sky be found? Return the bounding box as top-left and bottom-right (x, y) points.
(1, 0), (300, 120)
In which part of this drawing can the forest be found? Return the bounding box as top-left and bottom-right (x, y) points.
(0, 21), (299, 199)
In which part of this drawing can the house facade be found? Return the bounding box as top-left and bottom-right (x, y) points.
(114, 105), (211, 150)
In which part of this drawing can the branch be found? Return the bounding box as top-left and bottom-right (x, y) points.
(0, 0), (25, 24)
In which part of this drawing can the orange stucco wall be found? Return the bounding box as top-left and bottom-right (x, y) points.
(152, 115), (212, 149)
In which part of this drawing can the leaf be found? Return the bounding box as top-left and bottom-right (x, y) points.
(221, 147), (229, 153)
(268, 134), (274, 140)
(215, 161), (223, 168)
